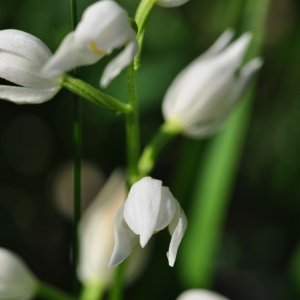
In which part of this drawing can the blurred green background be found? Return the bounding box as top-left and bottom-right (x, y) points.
(0, 0), (300, 299)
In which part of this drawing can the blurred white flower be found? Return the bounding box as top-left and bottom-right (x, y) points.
(162, 30), (263, 138)
(157, 0), (190, 8)
(109, 176), (187, 268)
(0, 29), (60, 104)
(177, 289), (229, 300)
(0, 248), (37, 300)
(78, 170), (147, 286)
(44, 0), (138, 88)
(51, 160), (105, 219)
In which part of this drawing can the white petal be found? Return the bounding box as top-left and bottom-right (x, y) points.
(184, 58), (263, 139)
(75, 0), (133, 50)
(0, 85), (59, 104)
(177, 289), (229, 300)
(78, 170), (126, 283)
(0, 29), (52, 64)
(0, 248), (37, 300)
(233, 57), (263, 100)
(163, 32), (252, 130)
(43, 33), (98, 77)
(100, 40), (138, 88)
(167, 204), (187, 267)
(124, 177), (162, 248)
(157, 0), (190, 8)
(200, 30), (234, 59)
(0, 52), (57, 89)
(109, 204), (138, 267)
(155, 187), (177, 231)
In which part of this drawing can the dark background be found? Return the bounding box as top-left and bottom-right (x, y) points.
(0, 0), (299, 299)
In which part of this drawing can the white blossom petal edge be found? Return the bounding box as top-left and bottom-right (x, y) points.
(177, 289), (230, 300)
(0, 248), (37, 300)
(0, 29), (60, 104)
(162, 30), (263, 138)
(157, 0), (190, 8)
(109, 176), (187, 268)
(43, 0), (138, 88)
(78, 170), (126, 285)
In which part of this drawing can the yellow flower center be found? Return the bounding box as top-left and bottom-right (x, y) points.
(88, 40), (107, 56)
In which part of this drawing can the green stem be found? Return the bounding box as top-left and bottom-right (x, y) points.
(70, 0), (80, 289)
(125, 63), (140, 186)
(134, 0), (158, 69)
(37, 281), (76, 300)
(138, 122), (182, 177)
(62, 75), (131, 114)
(72, 92), (81, 287)
(179, 0), (271, 288)
(80, 282), (105, 300)
(135, 0), (158, 36)
(70, 0), (77, 29)
(108, 262), (127, 300)
(108, 2), (159, 298)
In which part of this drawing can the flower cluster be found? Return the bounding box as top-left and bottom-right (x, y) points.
(0, 0), (138, 105)
(0, 0), (264, 298)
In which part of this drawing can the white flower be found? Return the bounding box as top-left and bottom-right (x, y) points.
(162, 30), (263, 138)
(44, 0), (138, 88)
(0, 248), (37, 300)
(177, 289), (229, 300)
(109, 176), (187, 268)
(78, 170), (147, 286)
(0, 29), (60, 104)
(157, 0), (190, 8)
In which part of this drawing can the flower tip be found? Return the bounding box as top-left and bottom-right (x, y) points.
(249, 57), (264, 70)
(139, 234), (150, 248)
(240, 31), (252, 46)
(100, 76), (109, 89)
(167, 251), (175, 267)
(241, 57), (263, 79)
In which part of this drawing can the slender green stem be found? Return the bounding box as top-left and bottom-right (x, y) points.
(72, 92), (81, 287)
(62, 75), (131, 114)
(69, 0), (81, 289)
(134, 0), (158, 69)
(135, 0), (158, 36)
(108, 262), (127, 300)
(37, 281), (76, 300)
(125, 63), (140, 187)
(108, 63), (139, 300)
(179, 0), (271, 288)
(70, 0), (78, 29)
(138, 122), (182, 177)
(108, 2), (160, 298)
(80, 282), (105, 300)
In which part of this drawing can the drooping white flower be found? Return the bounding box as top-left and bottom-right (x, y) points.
(162, 30), (263, 138)
(177, 289), (229, 300)
(157, 0), (190, 8)
(109, 176), (187, 268)
(0, 248), (37, 300)
(78, 170), (147, 286)
(0, 29), (60, 104)
(44, 0), (138, 88)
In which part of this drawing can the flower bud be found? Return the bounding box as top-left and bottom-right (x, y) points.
(0, 248), (37, 300)
(177, 289), (229, 300)
(162, 30), (263, 138)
